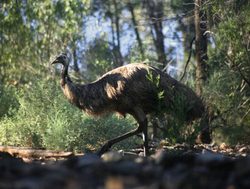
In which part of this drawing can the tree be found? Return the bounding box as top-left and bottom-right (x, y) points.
(91, 0), (124, 67)
(127, 1), (145, 58)
(202, 0), (250, 144)
(194, 0), (208, 95)
(0, 0), (89, 85)
(144, 0), (167, 67)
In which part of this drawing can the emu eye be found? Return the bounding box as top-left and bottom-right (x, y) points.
(62, 55), (67, 61)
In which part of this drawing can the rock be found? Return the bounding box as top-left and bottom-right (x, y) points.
(197, 149), (225, 162)
(238, 147), (248, 153)
(219, 143), (229, 150)
(102, 151), (123, 162)
(104, 176), (124, 189)
(62, 153), (101, 169)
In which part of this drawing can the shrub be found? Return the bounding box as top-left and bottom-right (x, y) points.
(0, 78), (139, 152)
(0, 85), (19, 118)
(203, 66), (250, 145)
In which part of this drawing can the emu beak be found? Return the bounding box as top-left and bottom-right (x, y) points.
(51, 59), (59, 65)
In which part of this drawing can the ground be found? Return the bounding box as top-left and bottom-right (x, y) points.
(0, 143), (250, 189)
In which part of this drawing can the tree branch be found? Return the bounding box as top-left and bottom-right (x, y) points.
(180, 37), (195, 81)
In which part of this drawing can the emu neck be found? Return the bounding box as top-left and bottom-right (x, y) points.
(59, 64), (83, 108)
(61, 64), (71, 86)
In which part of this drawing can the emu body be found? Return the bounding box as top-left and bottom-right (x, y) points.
(52, 54), (205, 156)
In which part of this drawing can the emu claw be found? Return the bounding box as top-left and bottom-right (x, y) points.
(96, 142), (111, 156)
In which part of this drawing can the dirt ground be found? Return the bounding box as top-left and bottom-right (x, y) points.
(0, 143), (250, 189)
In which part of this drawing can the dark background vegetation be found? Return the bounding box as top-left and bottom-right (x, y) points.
(0, 0), (249, 152)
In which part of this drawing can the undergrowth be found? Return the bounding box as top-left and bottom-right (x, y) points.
(0, 78), (139, 152)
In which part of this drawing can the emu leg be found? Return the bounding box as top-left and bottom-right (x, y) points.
(97, 108), (148, 156)
(97, 123), (144, 156)
(133, 108), (149, 156)
(142, 123), (149, 156)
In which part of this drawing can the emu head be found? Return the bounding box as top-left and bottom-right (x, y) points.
(51, 53), (69, 66)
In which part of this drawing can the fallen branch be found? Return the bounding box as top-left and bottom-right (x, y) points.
(0, 146), (75, 158)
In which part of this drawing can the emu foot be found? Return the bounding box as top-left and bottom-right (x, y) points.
(96, 142), (111, 156)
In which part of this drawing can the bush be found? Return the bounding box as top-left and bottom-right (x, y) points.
(0, 85), (19, 118)
(203, 65), (250, 145)
(151, 115), (200, 144)
(0, 78), (139, 152)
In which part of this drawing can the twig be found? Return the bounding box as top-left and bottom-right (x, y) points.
(180, 37), (195, 81)
(226, 55), (250, 88)
(241, 107), (250, 123)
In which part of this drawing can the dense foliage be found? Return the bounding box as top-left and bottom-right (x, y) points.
(0, 79), (138, 151)
(0, 0), (249, 151)
(203, 0), (250, 144)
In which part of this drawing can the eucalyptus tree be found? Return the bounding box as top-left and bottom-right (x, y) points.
(90, 0), (125, 67)
(143, 0), (167, 68)
(0, 0), (90, 85)
(194, 0), (208, 96)
(126, 0), (145, 58)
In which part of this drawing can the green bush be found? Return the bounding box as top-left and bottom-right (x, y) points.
(201, 2), (250, 145)
(152, 115), (200, 144)
(0, 85), (19, 118)
(0, 78), (139, 152)
(203, 65), (250, 145)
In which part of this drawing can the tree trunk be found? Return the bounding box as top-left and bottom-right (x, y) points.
(127, 2), (144, 58)
(194, 0), (208, 96)
(145, 0), (167, 68)
(73, 44), (79, 73)
(194, 0), (211, 144)
(112, 0), (123, 67)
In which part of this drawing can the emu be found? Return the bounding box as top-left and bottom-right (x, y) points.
(51, 53), (210, 156)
